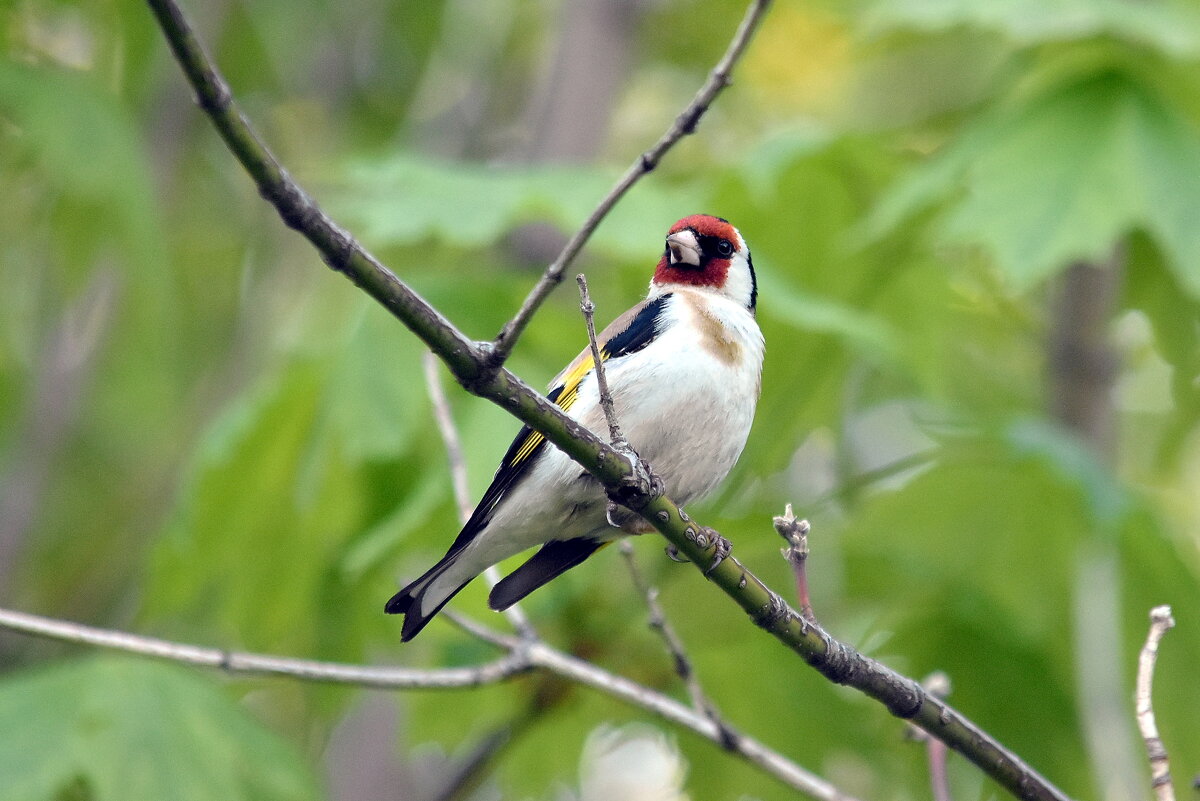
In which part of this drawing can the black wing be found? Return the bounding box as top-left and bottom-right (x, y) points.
(445, 293), (672, 553)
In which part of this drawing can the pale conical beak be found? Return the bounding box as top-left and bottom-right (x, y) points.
(666, 230), (702, 267)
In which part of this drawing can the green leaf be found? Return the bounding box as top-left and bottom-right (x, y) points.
(144, 359), (366, 654)
(0, 656), (319, 801)
(1003, 417), (1132, 528)
(867, 73), (1200, 295)
(760, 266), (900, 362)
(862, 0), (1200, 57)
(0, 58), (164, 275)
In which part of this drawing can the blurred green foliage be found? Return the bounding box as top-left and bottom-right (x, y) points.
(2, 1), (1199, 800)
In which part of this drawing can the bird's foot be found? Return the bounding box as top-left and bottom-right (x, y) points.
(700, 527), (732, 575)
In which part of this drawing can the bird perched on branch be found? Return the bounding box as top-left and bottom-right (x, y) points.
(387, 214), (764, 641)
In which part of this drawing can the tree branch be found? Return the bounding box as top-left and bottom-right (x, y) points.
(142, 2), (1075, 799)
(1135, 605), (1176, 801)
(0, 605), (853, 801)
(488, 0), (774, 366)
(0, 607), (525, 689)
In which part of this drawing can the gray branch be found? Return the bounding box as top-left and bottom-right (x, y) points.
(0, 605), (852, 801)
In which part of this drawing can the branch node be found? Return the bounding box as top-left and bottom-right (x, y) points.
(701, 528), (732, 576)
(750, 591), (790, 630)
(774, 503), (815, 621)
(606, 457), (662, 514)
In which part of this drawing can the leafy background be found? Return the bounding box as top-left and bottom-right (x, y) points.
(2, 0), (1199, 799)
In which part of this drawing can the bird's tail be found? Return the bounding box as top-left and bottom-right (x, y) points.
(385, 547), (474, 642)
(488, 537), (605, 611)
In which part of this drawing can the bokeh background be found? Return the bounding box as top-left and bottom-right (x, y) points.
(2, 1), (1199, 799)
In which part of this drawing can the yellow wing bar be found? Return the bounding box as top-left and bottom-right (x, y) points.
(509, 349), (603, 467)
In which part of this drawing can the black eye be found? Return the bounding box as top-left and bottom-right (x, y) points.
(716, 239), (733, 257)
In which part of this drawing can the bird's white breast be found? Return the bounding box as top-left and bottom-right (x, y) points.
(576, 288), (764, 506)
(457, 288), (763, 571)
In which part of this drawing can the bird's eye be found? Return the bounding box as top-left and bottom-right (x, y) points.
(716, 239), (734, 257)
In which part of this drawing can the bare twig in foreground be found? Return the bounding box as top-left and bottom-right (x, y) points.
(0, 605), (853, 801)
(488, 0), (774, 365)
(1135, 605), (1176, 801)
(421, 351), (535, 639)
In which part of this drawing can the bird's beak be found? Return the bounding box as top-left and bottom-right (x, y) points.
(665, 230), (702, 267)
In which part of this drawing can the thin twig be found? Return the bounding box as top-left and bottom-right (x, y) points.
(0, 607), (525, 689)
(618, 541), (739, 750)
(924, 673), (954, 801)
(575, 274), (628, 450)
(489, 0), (774, 366)
(1135, 605), (1176, 801)
(421, 351), (535, 639)
(929, 739), (951, 801)
(774, 504), (814, 621)
(0, 605), (852, 801)
(422, 351), (474, 524)
(145, 3), (1078, 797)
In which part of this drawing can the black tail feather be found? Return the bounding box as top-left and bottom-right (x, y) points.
(385, 548), (473, 642)
(488, 538), (605, 611)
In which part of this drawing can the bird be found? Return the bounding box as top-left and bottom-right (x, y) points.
(386, 214), (764, 641)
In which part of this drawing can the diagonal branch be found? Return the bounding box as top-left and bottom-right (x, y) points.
(143, 0), (643, 509)
(143, 3), (1075, 800)
(488, 0), (774, 366)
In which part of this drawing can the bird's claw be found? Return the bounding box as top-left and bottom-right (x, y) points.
(702, 528), (732, 575)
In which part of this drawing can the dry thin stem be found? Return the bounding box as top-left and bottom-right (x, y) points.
(489, 0), (774, 365)
(422, 351), (474, 523)
(575, 274), (628, 450)
(421, 351), (535, 639)
(0, 605), (853, 801)
(1135, 605), (1176, 801)
(920, 672), (954, 801)
(618, 541), (739, 749)
(928, 739), (951, 801)
(774, 504), (814, 621)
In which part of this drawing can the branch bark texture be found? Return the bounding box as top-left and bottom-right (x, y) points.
(138, 2), (1074, 800)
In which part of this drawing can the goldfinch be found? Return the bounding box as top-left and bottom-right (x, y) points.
(387, 214), (764, 641)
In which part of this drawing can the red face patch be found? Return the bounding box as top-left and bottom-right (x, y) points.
(670, 214), (738, 244)
(653, 215), (739, 289)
